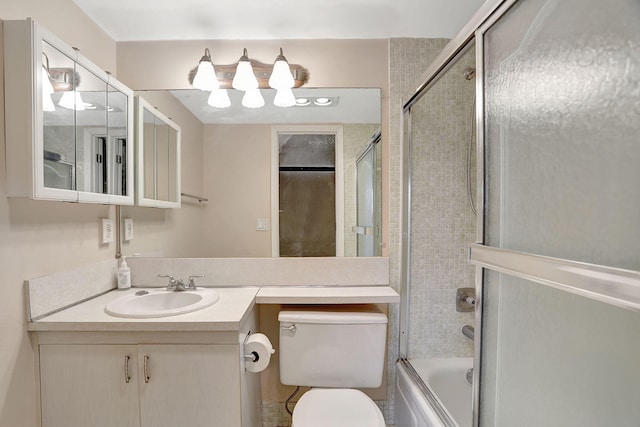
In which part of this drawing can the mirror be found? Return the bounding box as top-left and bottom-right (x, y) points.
(135, 96), (181, 207)
(120, 87), (381, 257)
(42, 40), (131, 199)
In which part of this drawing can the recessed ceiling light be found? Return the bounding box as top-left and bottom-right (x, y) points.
(314, 97), (332, 106)
(295, 97), (311, 106)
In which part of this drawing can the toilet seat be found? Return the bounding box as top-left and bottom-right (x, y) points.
(292, 388), (386, 427)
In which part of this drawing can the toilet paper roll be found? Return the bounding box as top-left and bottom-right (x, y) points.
(244, 333), (275, 373)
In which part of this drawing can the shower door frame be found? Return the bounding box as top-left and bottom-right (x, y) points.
(401, 0), (640, 426)
(399, 2), (504, 426)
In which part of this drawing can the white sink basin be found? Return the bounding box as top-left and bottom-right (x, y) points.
(105, 288), (220, 318)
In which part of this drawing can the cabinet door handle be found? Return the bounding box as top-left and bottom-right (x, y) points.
(124, 355), (131, 384)
(143, 355), (150, 383)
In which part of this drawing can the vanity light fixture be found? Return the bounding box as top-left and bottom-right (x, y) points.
(232, 48), (259, 91)
(192, 48), (219, 91)
(269, 48), (295, 90)
(58, 90), (86, 111)
(242, 88), (265, 108)
(207, 88), (231, 109)
(188, 47), (309, 109)
(274, 87), (296, 107)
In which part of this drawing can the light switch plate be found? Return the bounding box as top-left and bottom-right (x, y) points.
(256, 218), (269, 231)
(101, 218), (114, 244)
(124, 218), (134, 241)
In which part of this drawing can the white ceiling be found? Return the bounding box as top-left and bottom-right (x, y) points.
(72, 0), (486, 41)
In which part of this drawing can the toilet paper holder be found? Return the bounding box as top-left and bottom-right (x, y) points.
(243, 332), (260, 362)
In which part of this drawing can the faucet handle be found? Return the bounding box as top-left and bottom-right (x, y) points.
(158, 274), (177, 290)
(187, 274), (205, 290)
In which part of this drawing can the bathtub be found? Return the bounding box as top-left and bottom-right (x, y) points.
(395, 358), (473, 427)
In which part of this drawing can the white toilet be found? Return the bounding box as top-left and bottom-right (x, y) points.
(278, 307), (388, 427)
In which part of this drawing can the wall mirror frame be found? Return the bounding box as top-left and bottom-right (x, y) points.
(119, 87), (381, 258)
(135, 96), (182, 208)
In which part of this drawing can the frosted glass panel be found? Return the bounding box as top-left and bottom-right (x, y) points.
(356, 146), (375, 256)
(483, 0), (640, 271)
(480, 271), (640, 427)
(407, 44), (476, 359)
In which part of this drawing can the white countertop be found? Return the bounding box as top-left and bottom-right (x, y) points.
(28, 287), (259, 332)
(256, 286), (400, 304)
(28, 285), (400, 333)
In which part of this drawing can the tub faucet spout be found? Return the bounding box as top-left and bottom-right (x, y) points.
(462, 325), (475, 341)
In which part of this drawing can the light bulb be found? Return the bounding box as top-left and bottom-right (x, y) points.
(58, 91), (85, 111)
(269, 48), (295, 89)
(273, 87), (296, 107)
(242, 89), (265, 108)
(192, 50), (219, 91)
(207, 89), (231, 109)
(232, 49), (258, 91)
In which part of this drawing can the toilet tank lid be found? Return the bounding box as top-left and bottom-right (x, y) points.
(278, 310), (387, 324)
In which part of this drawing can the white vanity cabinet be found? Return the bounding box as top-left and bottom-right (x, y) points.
(3, 19), (134, 204)
(39, 343), (241, 427)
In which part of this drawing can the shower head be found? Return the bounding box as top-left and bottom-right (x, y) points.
(463, 67), (476, 80)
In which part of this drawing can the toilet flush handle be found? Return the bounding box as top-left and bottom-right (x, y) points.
(281, 324), (296, 333)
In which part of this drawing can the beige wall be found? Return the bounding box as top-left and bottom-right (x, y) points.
(0, 2), (117, 425)
(203, 124), (272, 257)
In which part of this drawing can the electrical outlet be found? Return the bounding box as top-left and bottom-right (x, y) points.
(256, 218), (269, 231)
(124, 218), (134, 241)
(101, 219), (114, 244)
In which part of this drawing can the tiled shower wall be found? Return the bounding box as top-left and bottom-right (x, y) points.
(405, 45), (476, 359)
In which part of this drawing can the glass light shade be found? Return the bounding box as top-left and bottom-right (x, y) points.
(232, 60), (259, 91)
(241, 89), (265, 108)
(58, 91), (85, 111)
(273, 87), (296, 107)
(207, 89), (231, 109)
(42, 68), (55, 111)
(269, 60), (294, 89)
(192, 60), (219, 91)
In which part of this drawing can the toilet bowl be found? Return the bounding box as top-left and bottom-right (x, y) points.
(293, 389), (386, 427)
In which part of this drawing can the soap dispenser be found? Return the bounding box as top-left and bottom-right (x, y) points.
(117, 256), (131, 289)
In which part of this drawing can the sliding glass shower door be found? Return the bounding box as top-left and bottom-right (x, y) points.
(474, 0), (640, 425)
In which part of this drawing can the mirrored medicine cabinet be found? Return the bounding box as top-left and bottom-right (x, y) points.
(135, 96), (181, 208)
(4, 18), (134, 204)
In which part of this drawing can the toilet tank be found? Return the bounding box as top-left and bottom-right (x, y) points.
(278, 307), (388, 388)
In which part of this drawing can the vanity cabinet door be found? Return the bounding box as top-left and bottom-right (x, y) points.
(39, 344), (140, 427)
(138, 345), (241, 427)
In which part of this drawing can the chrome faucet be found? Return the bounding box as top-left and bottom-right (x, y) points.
(158, 274), (186, 291)
(158, 274), (205, 291)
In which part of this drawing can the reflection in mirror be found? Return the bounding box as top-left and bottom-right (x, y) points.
(42, 40), (130, 197)
(107, 85), (128, 196)
(74, 63), (107, 194)
(42, 41), (76, 190)
(120, 88), (381, 258)
(135, 96), (181, 208)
